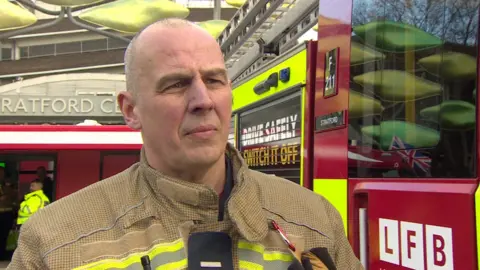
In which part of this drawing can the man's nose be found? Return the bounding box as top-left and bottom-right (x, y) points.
(186, 79), (214, 113)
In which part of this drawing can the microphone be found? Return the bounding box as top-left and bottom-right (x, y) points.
(309, 247), (337, 270)
(141, 255), (152, 270)
(187, 232), (234, 269)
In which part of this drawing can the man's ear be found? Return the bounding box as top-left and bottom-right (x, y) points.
(117, 91), (141, 130)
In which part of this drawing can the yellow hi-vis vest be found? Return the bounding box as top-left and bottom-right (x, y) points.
(17, 190), (50, 225)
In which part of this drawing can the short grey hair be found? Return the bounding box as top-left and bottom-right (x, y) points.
(124, 18), (201, 94)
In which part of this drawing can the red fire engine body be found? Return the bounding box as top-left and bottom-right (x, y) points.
(223, 0), (479, 266)
(0, 125), (141, 200)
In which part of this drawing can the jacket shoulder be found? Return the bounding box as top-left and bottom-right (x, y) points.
(247, 169), (342, 236)
(246, 170), (364, 269)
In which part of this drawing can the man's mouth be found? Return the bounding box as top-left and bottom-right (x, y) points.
(186, 125), (217, 136)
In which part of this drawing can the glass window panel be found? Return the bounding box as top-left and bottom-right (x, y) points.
(29, 44), (55, 58)
(0, 48), (12, 61)
(349, 0), (478, 178)
(56, 41), (81, 55)
(19, 47), (29, 58)
(107, 38), (128, 50)
(82, 39), (107, 52)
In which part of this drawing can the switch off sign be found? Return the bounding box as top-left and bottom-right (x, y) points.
(379, 218), (453, 269)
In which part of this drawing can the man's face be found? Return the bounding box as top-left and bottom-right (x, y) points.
(120, 26), (232, 173)
(30, 182), (41, 192)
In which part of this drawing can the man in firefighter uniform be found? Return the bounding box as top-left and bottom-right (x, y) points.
(8, 19), (363, 270)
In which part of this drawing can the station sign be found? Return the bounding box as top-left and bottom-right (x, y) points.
(0, 96), (123, 117)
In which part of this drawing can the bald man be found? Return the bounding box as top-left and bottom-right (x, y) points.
(8, 19), (362, 270)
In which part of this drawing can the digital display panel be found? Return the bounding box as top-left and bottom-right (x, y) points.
(238, 93), (302, 183)
(228, 116), (236, 147)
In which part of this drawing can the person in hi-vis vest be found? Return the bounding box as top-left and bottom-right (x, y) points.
(16, 180), (50, 227)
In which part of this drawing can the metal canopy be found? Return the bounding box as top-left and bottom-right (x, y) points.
(1, 0), (320, 84)
(0, 0), (226, 43)
(0, 0), (131, 43)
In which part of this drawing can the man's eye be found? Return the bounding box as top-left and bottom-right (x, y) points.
(165, 82), (187, 90)
(206, 79), (223, 84)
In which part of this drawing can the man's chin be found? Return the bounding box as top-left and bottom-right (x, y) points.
(184, 145), (225, 166)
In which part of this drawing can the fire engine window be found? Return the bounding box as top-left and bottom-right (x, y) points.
(349, 0), (478, 178)
(100, 151), (140, 180)
(228, 115), (236, 148)
(238, 92), (302, 184)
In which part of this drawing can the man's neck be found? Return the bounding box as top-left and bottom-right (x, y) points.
(180, 158), (226, 194)
(147, 152), (226, 194)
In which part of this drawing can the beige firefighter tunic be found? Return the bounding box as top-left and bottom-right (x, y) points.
(8, 145), (363, 269)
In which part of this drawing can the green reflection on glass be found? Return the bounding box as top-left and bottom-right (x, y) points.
(420, 100), (476, 131)
(350, 41), (385, 65)
(353, 70), (442, 102)
(418, 52), (477, 81)
(361, 120), (440, 150)
(349, 90), (384, 118)
(353, 20), (443, 53)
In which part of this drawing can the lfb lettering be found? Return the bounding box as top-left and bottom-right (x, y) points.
(379, 218), (453, 270)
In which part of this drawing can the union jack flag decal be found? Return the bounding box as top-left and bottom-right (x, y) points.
(389, 136), (431, 173)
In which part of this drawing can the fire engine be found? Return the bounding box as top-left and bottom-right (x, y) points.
(0, 123), (142, 201)
(219, 0), (479, 268)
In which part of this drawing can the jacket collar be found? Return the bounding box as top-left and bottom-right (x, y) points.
(25, 189), (46, 200)
(124, 143), (269, 242)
